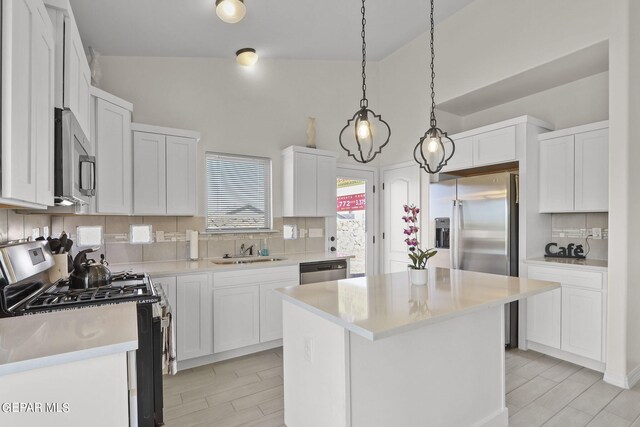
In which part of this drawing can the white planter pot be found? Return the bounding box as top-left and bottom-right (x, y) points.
(409, 268), (428, 286)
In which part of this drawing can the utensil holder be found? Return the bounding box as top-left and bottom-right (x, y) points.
(49, 254), (69, 282)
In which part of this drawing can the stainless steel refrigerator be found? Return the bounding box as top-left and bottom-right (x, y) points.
(429, 171), (519, 347)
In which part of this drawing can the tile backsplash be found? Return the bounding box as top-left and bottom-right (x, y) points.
(0, 211), (326, 265)
(550, 212), (609, 260)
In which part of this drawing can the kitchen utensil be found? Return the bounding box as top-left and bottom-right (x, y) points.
(69, 248), (112, 289)
(48, 239), (61, 254)
(58, 233), (67, 254)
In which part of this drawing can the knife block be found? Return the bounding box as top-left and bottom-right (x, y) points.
(49, 254), (70, 282)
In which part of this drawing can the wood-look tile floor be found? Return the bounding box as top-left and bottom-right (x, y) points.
(163, 348), (284, 427)
(163, 347), (640, 426)
(506, 349), (640, 426)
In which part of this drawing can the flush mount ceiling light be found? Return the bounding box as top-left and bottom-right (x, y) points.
(215, 0), (246, 24)
(236, 48), (258, 67)
(339, 0), (391, 164)
(413, 0), (455, 174)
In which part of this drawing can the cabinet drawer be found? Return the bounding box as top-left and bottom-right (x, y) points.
(527, 265), (604, 290)
(213, 265), (299, 288)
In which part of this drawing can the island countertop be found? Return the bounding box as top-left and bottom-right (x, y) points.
(277, 267), (559, 341)
(0, 303), (138, 377)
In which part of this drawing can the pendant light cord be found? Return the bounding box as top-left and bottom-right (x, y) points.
(360, 0), (368, 108)
(429, 0), (436, 128)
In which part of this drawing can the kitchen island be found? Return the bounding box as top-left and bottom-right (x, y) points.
(277, 267), (559, 427)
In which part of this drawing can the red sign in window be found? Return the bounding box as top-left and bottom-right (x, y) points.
(337, 193), (366, 212)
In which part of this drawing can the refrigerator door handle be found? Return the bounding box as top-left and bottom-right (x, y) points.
(450, 200), (460, 270)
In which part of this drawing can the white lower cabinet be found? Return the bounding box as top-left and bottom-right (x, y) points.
(526, 288), (561, 349)
(213, 266), (299, 354)
(561, 287), (603, 361)
(526, 265), (606, 365)
(176, 274), (213, 361)
(260, 282), (287, 342)
(214, 286), (261, 353)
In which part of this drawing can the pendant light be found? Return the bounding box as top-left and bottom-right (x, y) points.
(215, 0), (246, 24)
(339, 0), (391, 164)
(413, 0), (455, 174)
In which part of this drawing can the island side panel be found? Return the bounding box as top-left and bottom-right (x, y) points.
(282, 301), (351, 427)
(349, 305), (508, 427)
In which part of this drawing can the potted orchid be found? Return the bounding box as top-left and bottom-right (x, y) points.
(403, 204), (437, 285)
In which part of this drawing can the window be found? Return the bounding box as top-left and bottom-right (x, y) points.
(206, 153), (272, 232)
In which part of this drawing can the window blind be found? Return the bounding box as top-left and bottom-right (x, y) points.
(206, 153), (272, 231)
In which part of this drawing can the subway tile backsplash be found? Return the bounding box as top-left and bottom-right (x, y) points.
(0, 211), (327, 264)
(550, 212), (609, 260)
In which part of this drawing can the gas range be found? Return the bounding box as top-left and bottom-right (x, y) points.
(0, 240), (158, 317)
(21, 273), (158, 315)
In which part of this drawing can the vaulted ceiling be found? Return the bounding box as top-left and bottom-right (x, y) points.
(69, 0), (476, 61)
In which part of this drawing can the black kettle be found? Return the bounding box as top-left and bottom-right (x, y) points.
(69, 248), (112, 289)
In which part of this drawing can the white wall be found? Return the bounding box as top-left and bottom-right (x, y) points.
(378, 0), (639, 387)
(461, 72), (609, 131)
(97, 56), (380, 218)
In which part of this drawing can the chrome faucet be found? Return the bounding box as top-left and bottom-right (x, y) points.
(239, 243), (255, 256)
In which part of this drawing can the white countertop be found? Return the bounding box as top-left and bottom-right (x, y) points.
(110, 252), (354, 277)
(525, 257), (608, 272)
(0, 303), (138, 377)
(277, 267), (559, 341)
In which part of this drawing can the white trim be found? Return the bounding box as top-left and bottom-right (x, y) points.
(538, 120), (609, 141)
(604, 364), (640, 389)
(90, 86), (133, 111)
(0, 198), (48, 210)
(131, 123), (201, 141)
(526, 341), (606, 372)
(177, 339), (282, 371)
(472, 408), (508, 427)
(450, 115), (553, 140)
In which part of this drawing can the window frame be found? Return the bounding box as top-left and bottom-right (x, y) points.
(205, 152), (274, 233)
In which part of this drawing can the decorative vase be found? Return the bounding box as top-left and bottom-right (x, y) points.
(409, 268), (428, 286)
(306, 117), (316, 148)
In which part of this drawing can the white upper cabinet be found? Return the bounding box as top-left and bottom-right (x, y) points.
(574, 128), (609, 212)
(44, 0), (91, 137)
(93, 96), (133, 214)
(441, 136), (473, 173)
(1, 0), (55, 207)
(132, 124), (200, 216)
(133, 132), (166, 215)
(539, 122), (609, 213)
(166, 135), (197, 216)
(282, 146), (338, 217)
(473, 126), (516, 166)
(539, 135), (575, 212)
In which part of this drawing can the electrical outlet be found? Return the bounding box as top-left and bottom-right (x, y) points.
(592, 228), (602, 240)
(304, 336), (313, 363)
(155, 231), (165, 242)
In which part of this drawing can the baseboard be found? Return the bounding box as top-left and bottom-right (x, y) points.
(605, 364), (640, 389)
(176, 339), (282, 371)
(473, 408), (508, 427)
(526, 341), (605, 372)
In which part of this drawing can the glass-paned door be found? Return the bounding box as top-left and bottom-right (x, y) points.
(336, 168), (375, 277)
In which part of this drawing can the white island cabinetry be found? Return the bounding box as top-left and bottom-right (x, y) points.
(278, 268), (559, 427)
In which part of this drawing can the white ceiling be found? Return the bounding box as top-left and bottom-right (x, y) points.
(69, 0), (476, 61)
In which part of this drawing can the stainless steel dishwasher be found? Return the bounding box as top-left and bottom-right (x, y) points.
(300, 260), (348, 284)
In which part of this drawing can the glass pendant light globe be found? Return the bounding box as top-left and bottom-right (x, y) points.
(236, 48), (258, 67)
(215, 0), (246, 24)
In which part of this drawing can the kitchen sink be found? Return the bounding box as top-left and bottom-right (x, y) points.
(211, 257), (287, 265)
